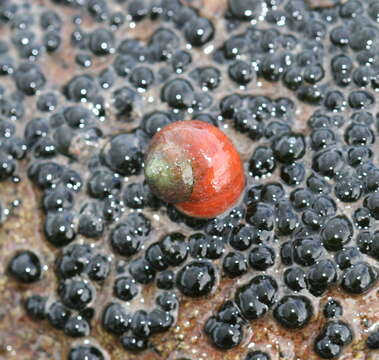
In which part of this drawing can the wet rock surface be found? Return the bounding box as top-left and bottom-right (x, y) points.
(0, 0), (379, 359)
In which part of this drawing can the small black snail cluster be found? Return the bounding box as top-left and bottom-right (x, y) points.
(2, 0), (379, 359)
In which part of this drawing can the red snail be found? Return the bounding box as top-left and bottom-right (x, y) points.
(144, 120), (245, 218)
